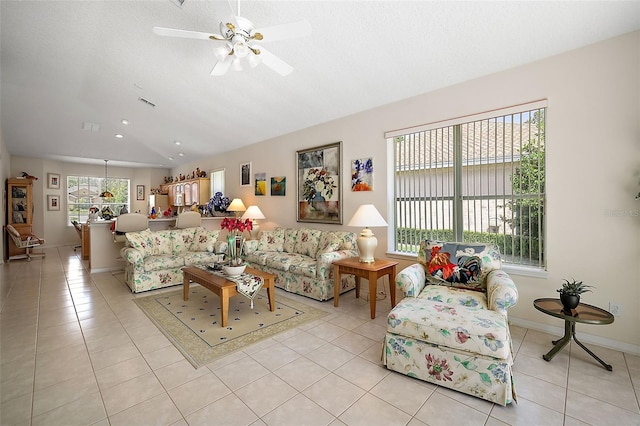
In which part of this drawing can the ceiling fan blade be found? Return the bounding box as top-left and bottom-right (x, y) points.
(256, 46), (294, 76)
(211, 55), (233, 76)
(256, 20), (311, 42)
(153, 27), (223, 41)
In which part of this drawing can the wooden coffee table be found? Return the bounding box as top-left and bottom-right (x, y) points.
(333, 257), (398, 319)
(182, 266), (276, 327)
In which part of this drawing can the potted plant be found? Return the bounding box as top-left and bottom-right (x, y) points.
(220, 217), (253, 276)
(557, 278), (593, 311)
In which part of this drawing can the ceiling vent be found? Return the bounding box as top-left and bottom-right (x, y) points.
(170, 0), (186, 8)
(138, 97), (156, 108)
(82, 122), (101, 132)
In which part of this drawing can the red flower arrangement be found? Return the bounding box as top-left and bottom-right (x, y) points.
(220, 217), (253, 236)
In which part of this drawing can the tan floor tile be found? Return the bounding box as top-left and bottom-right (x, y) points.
(334, 356), (389, 391)
(108, 393), (182, 426)
(185, 393), (258, 426)
(154, 358), (209, 390)
(568, 368), (639, 412)
(370, 373), (435, 416)
(0, 393), (32, 425)
(274, 357), (330, 392)
(565, 389), (640, 425)
(491, 396), (564, 426)
(94, 355), (151, 390)
(250, 342), (301, 371)
(235, 373), (298, 417)
(331, 331), (378, 355)
(214, 356), (270, 391)
(31, 391), (106, 426)
(89, 341), (141, 370)
(303, 373), (366, 417)
(415, 392), (489, 426)
(306, 343), (357, 371)
(262, 393), (335, 426)
(339, 393), (412, 426)
(168, 372), (232, 416)
(32, 374), (99, 416)
(512, 372), (566, 413)
(281, 330), (327, 354)
(305, 321), (350, 341)
(101, 371), (165, 416)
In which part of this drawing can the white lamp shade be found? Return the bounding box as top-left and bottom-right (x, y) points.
(241, 205), (266, 220)
(347, 204), (388, 228)
(227, 198), (247, 212)
(347, 204), (387, 263)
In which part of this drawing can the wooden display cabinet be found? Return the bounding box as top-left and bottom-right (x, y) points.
(160, 177), (210, 207)
(5, 178), (35, 259)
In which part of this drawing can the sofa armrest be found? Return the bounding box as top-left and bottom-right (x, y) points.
(121, 247), (144, 273)
(216, 240), (229, 255)
(316, 249), (359, 280)
(486, 269), (518, 314)
(396, 264), (427, 297)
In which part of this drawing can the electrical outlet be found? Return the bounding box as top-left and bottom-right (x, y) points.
(609, 302), (621, 317)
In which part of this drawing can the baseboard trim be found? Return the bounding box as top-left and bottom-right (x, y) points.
(510, 316), (640, 356)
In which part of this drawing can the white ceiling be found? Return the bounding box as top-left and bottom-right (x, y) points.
(2, 1), (639, 168)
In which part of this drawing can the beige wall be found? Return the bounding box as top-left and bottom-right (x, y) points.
(9, 157), (169, 248)
(174, 31), (640, 352)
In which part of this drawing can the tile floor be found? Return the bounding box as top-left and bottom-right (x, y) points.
(1, 246), (639, 426)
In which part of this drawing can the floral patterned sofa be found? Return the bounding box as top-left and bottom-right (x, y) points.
(383, 240), (519, 406)
(120, 227), (226, 293)
(242, 228), (358, 301)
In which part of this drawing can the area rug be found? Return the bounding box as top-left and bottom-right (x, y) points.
(134, 285), (329, 368)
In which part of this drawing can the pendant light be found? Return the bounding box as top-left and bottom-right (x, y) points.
(99, 159), (114, 198)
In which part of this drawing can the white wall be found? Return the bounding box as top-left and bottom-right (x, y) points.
(174, 31), (640, 350)
(9, 157), (169, 247)
(0, 128), (10, 262)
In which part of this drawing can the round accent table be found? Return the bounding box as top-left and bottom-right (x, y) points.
(533, 298), (614, 371)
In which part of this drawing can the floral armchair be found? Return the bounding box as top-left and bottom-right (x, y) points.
(383, 240), (518, 406)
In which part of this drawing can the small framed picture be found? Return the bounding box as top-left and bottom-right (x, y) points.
(240, 162), (252, 187)
(47, 173), (60, 189)
(255, 173), (266, 196)
(47, 195), (60, 211)
(136, 185), (145, 201)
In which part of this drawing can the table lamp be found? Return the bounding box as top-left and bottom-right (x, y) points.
(227, 198), (246, 217)
(241, 205), (266, 240)
(347, 204), (388, 263)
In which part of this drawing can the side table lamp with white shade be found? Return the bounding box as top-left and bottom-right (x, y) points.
(347, 204), (388, 263)
(227, 198), (247, 217)
(242, 205), (266, 240)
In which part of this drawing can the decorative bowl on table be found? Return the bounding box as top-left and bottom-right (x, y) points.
(223, 264), (246, 277)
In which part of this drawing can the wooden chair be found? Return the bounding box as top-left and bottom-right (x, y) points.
(5, 224), (45, 261)
(71, 220), (82, 251)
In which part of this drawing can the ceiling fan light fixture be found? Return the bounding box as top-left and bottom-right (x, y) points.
(248, 53), (261, 68)
(214, 44), (232, 60)
(232, 57), (243, 71)
(233, 40), (250, 58)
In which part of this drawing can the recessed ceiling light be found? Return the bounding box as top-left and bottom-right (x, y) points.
(115, 134), (124, 139)
(121, 119), (129, 125)
(174, 141), (181, 146)
(168, 157), (174, 161)
(178, 152), (184, 157)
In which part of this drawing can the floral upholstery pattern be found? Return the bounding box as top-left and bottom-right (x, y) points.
(242, 228), (358, 301)
(121, 227), (225, 293)
(257, 229), (285, 252)
(384, 240), (518, 406)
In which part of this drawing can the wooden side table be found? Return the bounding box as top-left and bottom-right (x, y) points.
(333, 257), (398, 319)
(533, 298), (614, 371)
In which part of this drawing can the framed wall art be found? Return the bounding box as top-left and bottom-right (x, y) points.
(297, 141), (342, 224)
(47, 173), (60, 189)
(136, 185), (145, 201)
(271, 177), (286, 196)
(47, 194), (60, 211)
(351, 158), (373, 191)
(240, 162), (252, 187)
(255, 173), (266, 196)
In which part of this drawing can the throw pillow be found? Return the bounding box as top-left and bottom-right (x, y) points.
(257, 229), (285, 252)
(172, 228), (197, 255)
(190, 228), (221, 252)
(294, 228), (322, 258)
(317, 232), (341, 255)
(423, 240), (490, 291)
(282, 228), (299, 253)
(125, 229), (154, 258)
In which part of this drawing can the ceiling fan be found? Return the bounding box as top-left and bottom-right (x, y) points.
(153, 0), (311, 76)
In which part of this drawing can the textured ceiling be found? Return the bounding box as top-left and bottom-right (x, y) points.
(1, 1), (639, 168)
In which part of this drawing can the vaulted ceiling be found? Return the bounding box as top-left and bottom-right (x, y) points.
(2, 1), (638, 168)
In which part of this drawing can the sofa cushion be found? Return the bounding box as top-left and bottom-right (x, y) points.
(419, 240), (501, 291)
(282, 228), (299, 253)
(244, 250), (269, 266)
(143, 254), (184, 272)
(257, 229), (285, 252)
(190, 228), (221, 252)
(172, 228), (197, 255)
(149, 230), (174, 255)
(332, 231), (357, 251)
(183, 251), (222, 266)
(317, 232), (341, 256)
(266, 252), (303, 271)
(125, 229), (154, 258)
(295, 228), (322, 258)
(288, 257), (317, 279)
(387, 285), (510, 359)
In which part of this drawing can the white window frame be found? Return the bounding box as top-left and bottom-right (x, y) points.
(67, 175), (130, 223)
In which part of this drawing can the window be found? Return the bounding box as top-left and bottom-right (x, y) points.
(387, 101), (546, 268)
(210, 168), (225, 197)
(67, 175), (130, 223)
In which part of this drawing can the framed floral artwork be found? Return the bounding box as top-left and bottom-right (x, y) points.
(351, 158), (373, 191)
(297, 141), (342, 224)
